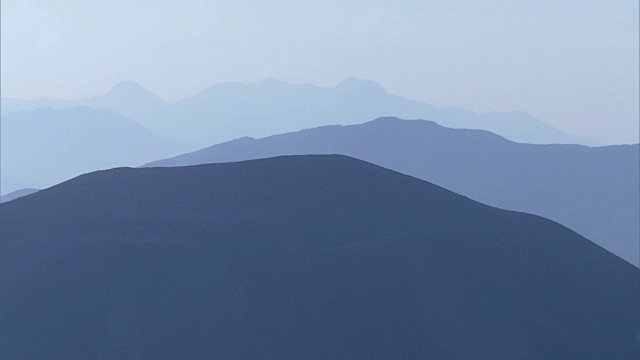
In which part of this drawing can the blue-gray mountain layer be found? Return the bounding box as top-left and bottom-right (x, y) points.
(1, 79), (588, 146)
(0, 81), (167, 121)
(0, 188), (39, 203)
(0, 106), (189, 194)
(146, 118), (639, 266)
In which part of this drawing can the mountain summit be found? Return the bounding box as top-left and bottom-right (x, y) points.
(142, 79), (584, 146)
(336, 78), (387, 94)
(1, 78), (586, 146)
(146, 117), (640, 266)
(1, 155), (637, 358)
(99, 81), (167, 120)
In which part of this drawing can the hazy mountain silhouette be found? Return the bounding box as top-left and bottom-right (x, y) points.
(0, 175), (23, 199)
(1, 98), (74, 115)
(96, 81), (168, 121)
(146, 117), (639, 266)
(143, 78), (587, 146)
(0, 81), (167, 121)
(1, 155), (637, 359)
(1, 79), (589, 146)
(1, 106), (189, 194)
(0, 188), (38, 203)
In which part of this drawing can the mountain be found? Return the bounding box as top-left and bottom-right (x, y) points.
(143, 78), (587, 146)
(2, 79), (588, 146)
(90, 81), (168, 121)
(1, 106), (190, 194)
(0, 175), (23, 198)
(146, 117), (640, 266)
(1, 155), (637, 359)
(0, 81), (167, 121)
(0, 188), (39, 203)
(1, 98), (76, 115)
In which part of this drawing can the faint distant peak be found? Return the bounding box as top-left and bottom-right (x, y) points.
(108, 81), (145, 93)
(336, 78), (387, 94)
(368, 116), (403, 123)
(364, 116), (412, 126)
(364, 116), (450, 131)
(104, 81), (164, 101)
(0, 188), (39, 203)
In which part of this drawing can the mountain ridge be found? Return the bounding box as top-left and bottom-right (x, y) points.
(1, 155), (637, 358)
(145, 117), (639, 266)
(1, 79), (590, 146)
(147, 79), (586, 146)
(1, 106), (190, 194)
(0, 188), (39, 203)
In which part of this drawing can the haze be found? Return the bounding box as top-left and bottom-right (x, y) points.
(1, 0), (638, 144)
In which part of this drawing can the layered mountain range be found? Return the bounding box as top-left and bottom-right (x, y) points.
(1, 79), (588, 147)
(0, 106), (189, 194)
(147, 117), (640, 266)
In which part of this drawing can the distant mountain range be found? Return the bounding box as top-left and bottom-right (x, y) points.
(1, 155), (637, 358)
(1, 81), (167, 121)
(147, 117), (639, 266)
(1, 79), (590, 146)
(0, 188), (38, 203)
(1, 106), (189, 194)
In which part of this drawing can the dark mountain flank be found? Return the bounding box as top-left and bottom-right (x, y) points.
(1, 155), (638, 359)
(146, 117), (640, 266)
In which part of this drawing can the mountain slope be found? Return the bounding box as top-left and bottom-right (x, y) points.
(0, 81), (167, 121)
(1, 106), (189, 193)
(0, 188), (39, 203)
(146, 117), (640, 266)
(144, 78), (585, 146)
(89, 81), (168, 121)
(1, 155), (638, 359)
(2, 79), (587, 146)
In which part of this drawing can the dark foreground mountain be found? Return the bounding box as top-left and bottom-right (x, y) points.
(1, 155), (638, 359)
(146, 117), (640, 266)
(1, 106), (189, 193)
(0, 188), (39, 203)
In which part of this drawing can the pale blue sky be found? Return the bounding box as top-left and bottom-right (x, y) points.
(1, 0), (638, 143)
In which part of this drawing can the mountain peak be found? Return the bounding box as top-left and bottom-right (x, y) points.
(2, 155), (637, 358)
(336, 78), (386, 94)
(101, 81), (166, 115)
(257, 77), (287, 86)
(104, 81), (162, 101)
(108, 81), (145, 93)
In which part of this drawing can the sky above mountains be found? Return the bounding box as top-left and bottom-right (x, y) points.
(1, 0), (638, 143)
